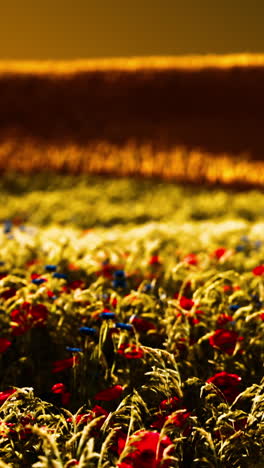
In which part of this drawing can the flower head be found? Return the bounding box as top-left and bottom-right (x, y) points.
(212, 247), (227, 259)
(130, 316), (156, 333)
(209, 329), (243, 355)
(117, 430), (172, 468)
(207, 371), (242, 403)
(252, 265), (264, 276)
(52, 356), (79, 373)
(183, 253), (198, 265)
(117, 343), (144, 359)
(0, 338), (11, 353)
(11, 302), (48, 335)
(95, 385), (124, 401)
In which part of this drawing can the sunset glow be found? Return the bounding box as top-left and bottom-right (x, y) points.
(1, 54), (264, 74)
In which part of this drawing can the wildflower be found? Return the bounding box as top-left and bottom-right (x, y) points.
(0, 287), (17, 300)
(159, 396), (182, 411)
(110, 429), (128, 455)
(149, 255), (161, 265)
(79, 326), (97, 336)
(130, 315), (156, 333)
(217, 314), (234, 326)
(113, 270), (126, 288)
(97, 260), (115, 279)
(66, 347), (82, 353)
(252, 265), (264, 276)
(47, 290), (57, 299)
(99, 311), (116, 319)
(236, 245), (245, 252)
(11, 302), (48, 335)
(209, 329), (243, 355)
(3, 220), (12, 234)
(117, 430), (172, 468)
(115, 323), (133, 331)
(0, 338), (11, 353)
(95, 385), (124, 401)
(51, 383), (71, 405)
(229, 304), (240, 312)
(45, 264), (57, 272)
(117, 343), (144, 359)
(212, 247), (227, 259)
(179, 296), (194, 310)
(53, 272), (68, 280)
(68, 280), (84, 290)
(0, 389), (17, 403)
(52, 356), (79, 373)
(183, 253), (198, 265)
(167, 410), (192, 436)
(32, 278), (47, 285)
(207, 371), (242, 403)
(111, 297), (118, 307)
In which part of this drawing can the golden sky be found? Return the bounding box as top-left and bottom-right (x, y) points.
(0, 1), (264, 59)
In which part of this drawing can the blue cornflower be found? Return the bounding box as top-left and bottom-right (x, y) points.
(240, 235), (249, 242)
(229, 304), (240, 312)
(3, 220), (12, 234)
(79, 326), (97, 336)
(32, 278), (46, 285)
(53, 273), (68, 280)
(113, 270), (126, 288)
(143, 283), (152, 292)
(254, 240), (262, 250)
(66, 346), (82, 352)
(99, 312), (116, 319)
(115, 322), (133, 331)
(45, 265), (57, 272)
(235, 245), (245, 252)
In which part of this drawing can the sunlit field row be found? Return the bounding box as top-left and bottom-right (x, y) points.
(0, 144), (264, 189)
(0, 172), (264, 228)
(0, 173), (263, 467)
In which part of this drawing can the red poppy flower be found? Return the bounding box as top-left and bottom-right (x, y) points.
(0, 288), (17, 301)
(62, 280), (85, 293)
(150, 413), (167, 429)
(118, 430), (172, 468)
(179, 296), (194, 311)
(159, 396), (182, 411)
(0, 338), (11, 353)
(216, 314), (234, 326)
(95, 385), (124, 401)
(252, 265), (264, 276)
(97, 261), (116, 279)
(207, 371), (242, 403)
(10, 302), (48, 336)
(111, 297), (118, 308)
(149, 255), (161, 266)
(47, 290), (57, 299)
(212, 247), (227, 259)
(117, 343), (144, 359)
(167, 410), (192, 435)
(52, 356), (79, 373)
(183, 253), (198, 265)
(51, 383), (66, 393)
(0, 389), (17, 403)
(209, 329), (243, 355)
(130, 316), (156, 333)
(110, 429), (128, 456)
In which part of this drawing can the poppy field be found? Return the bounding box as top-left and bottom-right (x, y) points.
(0, 173), (263, 467)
